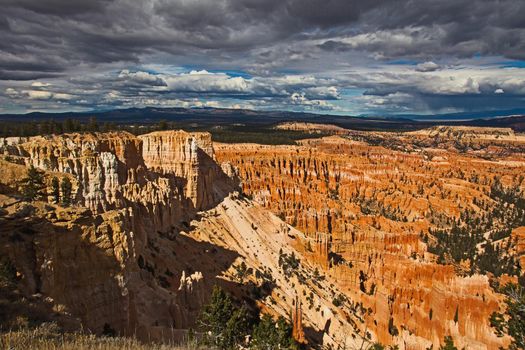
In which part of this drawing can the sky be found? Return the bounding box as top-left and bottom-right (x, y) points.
(1, 0), (525, 116)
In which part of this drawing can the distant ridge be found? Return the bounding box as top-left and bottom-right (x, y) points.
(0, 107), (523, 132)
(388, 108), (525, 121)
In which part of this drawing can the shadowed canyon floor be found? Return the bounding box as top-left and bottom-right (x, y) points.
(1, 126), (524, 349)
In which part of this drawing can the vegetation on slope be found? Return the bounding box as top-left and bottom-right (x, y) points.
(427, 176), (525, 278)
(490, 283), (525, 350)
(198, 286), (299, 350)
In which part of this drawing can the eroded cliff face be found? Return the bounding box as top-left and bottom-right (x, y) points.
(139, 131), (225, 211)
(0, 130), (373, 349)
(0, 130), (234, 340)
(215, 135), (523, 349)
(0, 129), (520, 349)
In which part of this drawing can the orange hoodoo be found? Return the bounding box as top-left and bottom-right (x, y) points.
(292, 295), (306, 344)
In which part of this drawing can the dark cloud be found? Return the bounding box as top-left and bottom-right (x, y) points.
(0, 0), (524, 115)
(2, 0), (525, 77)
(317, 40), (353, 52)
(4, 0), (112, 16)
(0, 70), (62, 81)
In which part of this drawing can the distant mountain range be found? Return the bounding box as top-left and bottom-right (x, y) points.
(385, 108), (525, 121)
(0, 107), (524, 132)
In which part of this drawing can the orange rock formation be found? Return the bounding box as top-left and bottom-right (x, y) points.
(215, 131), (525, 349)
(0, 128), (522, 349)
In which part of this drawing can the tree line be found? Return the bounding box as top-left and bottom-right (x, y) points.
(0, 118), (174, 138)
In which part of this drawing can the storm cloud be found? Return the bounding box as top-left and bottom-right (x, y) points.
(1, 0), (525, 115)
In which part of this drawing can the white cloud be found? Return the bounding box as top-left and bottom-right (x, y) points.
(5, 88), (19, 97)
(52, 93), (75, 101)
(416, 61), (440, 72)
(164, 70), (249, 93)
(26, 90), (53, 100)
(303, 86), (340, 100)
(5, 88), (76, 101)
(118, 70), (167, 86)
(338, 65), (525, 96)
(290, 92), (334, 110)
(31, 82), (51, 87)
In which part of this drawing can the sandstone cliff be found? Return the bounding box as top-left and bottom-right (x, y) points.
(1, 131), (366, 349)
(215, 135), (522, 349)
(0, 129), (520, 349)
(0, 131), (235, 341)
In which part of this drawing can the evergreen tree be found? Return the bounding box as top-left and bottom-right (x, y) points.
(490, 284), (525, 350)
(199, 286), (253, 349)
(251, 314), (298, 350)
(158, 120), (168, 131)
(87, 117), (99, 132)
(370, 344), (385, 350)
(63, 118), (75, 133)
(60, 177), (73, 206)
(51, 176), (60, 203)
(20, 165), (46, 201)
(439, 336), (458, 350)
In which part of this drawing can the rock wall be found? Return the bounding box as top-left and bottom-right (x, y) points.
(0, 130), (520, 349)
(215, 137), (519, 349)
(0, 130), (233, 341)
(139, 131), (222, 211)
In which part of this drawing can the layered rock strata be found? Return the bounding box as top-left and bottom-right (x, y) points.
(215, 135), (523, 349)
(0, 131), (232, 340)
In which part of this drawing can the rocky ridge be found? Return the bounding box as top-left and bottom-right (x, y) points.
(215, 133), (524, 349)
(0, 128), (522, 349)
(0, 130), (367, 349)
(0, 130), (234, 340)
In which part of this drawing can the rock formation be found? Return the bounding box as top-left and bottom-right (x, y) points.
(0, 130), (233, 341)
(292, 294), (306, 344)
(215, 131), (525, 349)
(0, 127), (522, 349)
(0, 130), (369, 348)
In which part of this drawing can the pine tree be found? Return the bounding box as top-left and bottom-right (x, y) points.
(251, 314), (297, 350)
(158, 120), (168, 131)
(439, 336), (458, 350)
(60, 177), (73, 206)
(199, 286), (253, 350)
(51, 176), (60, 203)
(490, 284), (525, 350)
(20, 165), (46, 201)
(63, 118), (74, 133)
(87, 117), (99, 132)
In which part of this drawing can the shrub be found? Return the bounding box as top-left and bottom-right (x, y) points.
(0, 257), (16, 288)
(490, 284), (525, 350)
(60, 177), (72, 206)
(439, 336), (458, 350)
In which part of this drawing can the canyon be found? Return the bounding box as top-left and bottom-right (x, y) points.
(215, 127), (525, 349)
(1, 126), (524, 349)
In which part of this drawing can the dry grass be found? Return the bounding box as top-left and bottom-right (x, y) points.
(0, 323), (206, 350)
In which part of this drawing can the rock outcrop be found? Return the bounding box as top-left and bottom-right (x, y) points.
(0, 130), (234, 341)
(0, 128), (522, 349)
(215, 134), (523, 349)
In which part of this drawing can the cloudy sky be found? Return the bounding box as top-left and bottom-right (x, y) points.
(1, 0), (525, 116)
